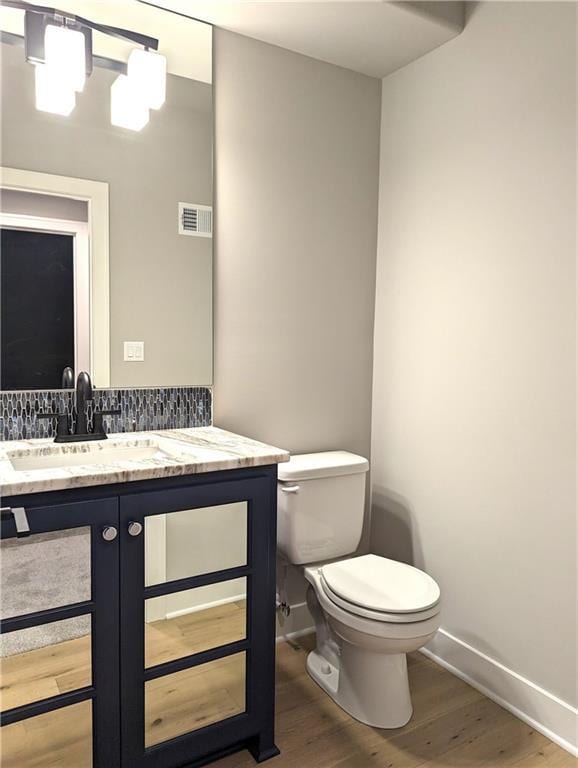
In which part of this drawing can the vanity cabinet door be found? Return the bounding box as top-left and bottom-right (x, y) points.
(119, 472), (278, 768)
(0, 497), (121, 768)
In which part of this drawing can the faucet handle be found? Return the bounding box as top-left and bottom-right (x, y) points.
(92, 409), (121, 437)
(36, 412), (70, 438)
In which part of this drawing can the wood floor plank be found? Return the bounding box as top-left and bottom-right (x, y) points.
(509, 741), (578, 768)
(419, 716), (553, 767)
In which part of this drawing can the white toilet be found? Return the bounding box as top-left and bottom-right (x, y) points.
(277, 451), (441, 729)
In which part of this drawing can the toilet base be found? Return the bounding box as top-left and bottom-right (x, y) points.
(307, 649), (340, 698)
(307, 645), (413, 729)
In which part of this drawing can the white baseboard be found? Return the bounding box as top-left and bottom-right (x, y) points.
(276, 600), (314, 643)
(165, 593), (246, 621)
(162, 595), (314, 641)
(422, 628), (578, 757)
(276, 626), (315, 644)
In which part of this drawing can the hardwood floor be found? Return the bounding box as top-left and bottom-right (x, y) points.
(0, 606), (574, 768)
(212, 635), (575, 768)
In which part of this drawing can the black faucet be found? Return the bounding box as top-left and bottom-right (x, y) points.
(75, 371), (93, 436)
(36, 371), (121, 442)
(61, 366), (74, 389)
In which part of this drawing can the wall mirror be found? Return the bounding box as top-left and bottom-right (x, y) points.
(0, 1), (212, 391)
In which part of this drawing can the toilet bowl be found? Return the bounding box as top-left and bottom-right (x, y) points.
(303, 555), (440, 728)
(277, 451), (441, 729)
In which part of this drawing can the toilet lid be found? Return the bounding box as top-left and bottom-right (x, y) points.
(319, 554), (440, 614)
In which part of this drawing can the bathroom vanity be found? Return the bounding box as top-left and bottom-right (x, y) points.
(0, 427), (289, 768)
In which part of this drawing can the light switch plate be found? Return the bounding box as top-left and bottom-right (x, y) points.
(124, 341), (145, 362)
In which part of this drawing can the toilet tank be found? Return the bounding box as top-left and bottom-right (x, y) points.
(277, 451), (369, 565)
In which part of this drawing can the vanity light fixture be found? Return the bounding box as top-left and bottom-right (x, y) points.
(44, 23), (86, 93)
(111, 73), (151, 132)
(34, 61), (76, 116)
(3, 0), (166, 130)
(127, 48), (167, 110)
(111, 48), (167, 131)
(34, 23), (86, 115)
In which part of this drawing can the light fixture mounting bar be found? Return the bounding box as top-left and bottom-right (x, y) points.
(1, 0), (159, 51)
(0, 29), (128, 74)
(24, 10), (92, 73)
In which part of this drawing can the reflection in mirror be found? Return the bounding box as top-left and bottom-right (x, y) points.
(0, 6), (213, 390)
(143, 503), (249, 742)
(0, 700), (93, 768)
(144, 503), (248, 587)
(0, 528), (93, 765)
(0, 616), (92, 711)
(145, 578), (247, 668)
(145, 653), (246, 747)
(0, 528), (91, 618)
(0, 220), (87, 390)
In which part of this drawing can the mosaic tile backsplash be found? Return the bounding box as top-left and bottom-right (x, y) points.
(0, 386), (212, 441)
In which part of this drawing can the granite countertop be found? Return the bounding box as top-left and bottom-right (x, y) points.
(0, 427), (289, 497)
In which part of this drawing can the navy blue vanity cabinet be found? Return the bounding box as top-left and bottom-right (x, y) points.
(0, 497), (121, 767)
(0, 465), (280, 768)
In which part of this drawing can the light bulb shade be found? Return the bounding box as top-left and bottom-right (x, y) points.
(110, 74), (150, 131)
(35, 64), (76, 116)
(127, 49), (166, 110)
(44, 24), (86, 93)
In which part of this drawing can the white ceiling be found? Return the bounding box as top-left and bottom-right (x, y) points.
(0, 1), (463, 82)
(140, 0), (464, 79)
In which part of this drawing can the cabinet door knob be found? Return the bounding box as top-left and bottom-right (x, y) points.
(102, 525), (118, 542)
(128, 521), (143, 537)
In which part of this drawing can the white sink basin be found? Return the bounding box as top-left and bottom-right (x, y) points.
(8, 439), (181, 472)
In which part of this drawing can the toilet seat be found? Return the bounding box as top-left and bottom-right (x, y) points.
(319, 554), (440, 624)
(320, 579), (441, 623)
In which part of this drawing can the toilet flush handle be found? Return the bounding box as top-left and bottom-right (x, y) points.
(279, 484), (300, 494)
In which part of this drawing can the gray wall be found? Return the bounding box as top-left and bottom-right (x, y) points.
(0, 189), (88, 221)
(372, 0), (576, 712)
(0, 43), (212, 388)
(213, 30), (381, 609)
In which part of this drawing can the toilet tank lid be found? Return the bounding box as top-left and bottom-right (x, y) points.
(278, 451), (369, 481)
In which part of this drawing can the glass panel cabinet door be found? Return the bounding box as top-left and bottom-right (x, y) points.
(0, 498), (120, 768)
(120, 475), (278, 768)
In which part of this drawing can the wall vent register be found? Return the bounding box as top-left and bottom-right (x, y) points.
(179, 202), (213, 238)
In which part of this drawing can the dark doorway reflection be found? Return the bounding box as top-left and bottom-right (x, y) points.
(1, 228), (74, 390)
